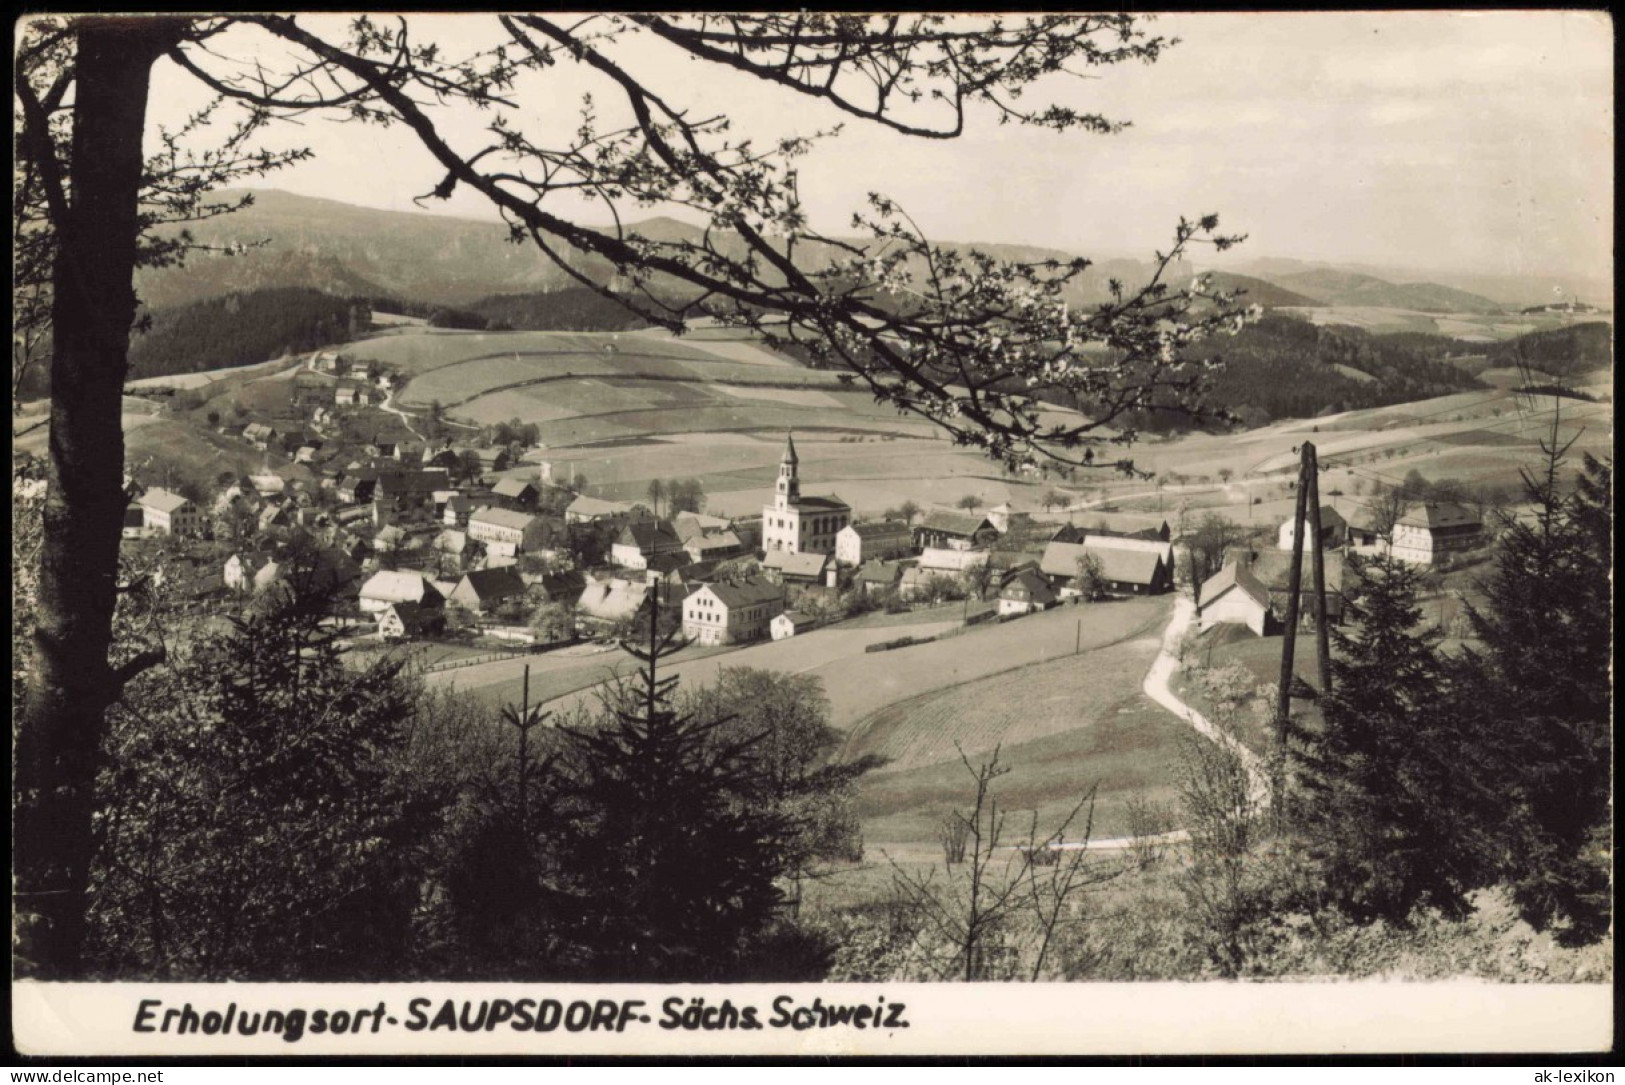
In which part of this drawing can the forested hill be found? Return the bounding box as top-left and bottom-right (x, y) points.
(1199, 316), (1486, 425)
(466, 287), (659, 332)
(1485, 322), (1612, 378)
(127, 289), (370, 382)
(1118, 315), (1488, 433)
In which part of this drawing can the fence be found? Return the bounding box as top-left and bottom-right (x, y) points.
(420, 634), (577, 672)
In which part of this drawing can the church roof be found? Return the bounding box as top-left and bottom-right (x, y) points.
(781, 430), (798, 465)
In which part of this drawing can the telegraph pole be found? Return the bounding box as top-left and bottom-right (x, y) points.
(1304, 444), (1332, 697)
(1275, 443), (1312, 825)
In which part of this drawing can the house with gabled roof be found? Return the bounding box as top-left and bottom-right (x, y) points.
(836, 519), (914, 566)
(999, 569), (1058, 616)
(1222, 547), (1346, 625)
(575, 576), (651, 631)
(138, 488), (201, 536)
(377, 601), (444, 641)
(854, 558), (911, 595)
(611, 518), (685, 571)
(913, 510), (999, 552)
(1389, 502), (1483, 565)
(359, 569), (444, 615)
(770, 610), (822, 641)
(1040, 539), (1172, 597)
(468, 506), (552, 558)
(682, 577), (785, 646)
(1197, 561), (1272, 636)
(448, 566), (528, 616)
(565, 494), (648, 524)
(490, 476), (539, 511)
(762, 548), (835, 587)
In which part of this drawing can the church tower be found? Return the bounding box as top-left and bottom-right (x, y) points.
(774, 430), (800, 511)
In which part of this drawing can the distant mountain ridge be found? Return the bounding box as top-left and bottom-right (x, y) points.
(136, 189), (1190, 311)
(1266, 268), (1502, 313)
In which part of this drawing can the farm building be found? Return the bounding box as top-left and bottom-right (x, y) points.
(475, 448), (513, 474)
(448, 567), (528, 616)
(565, 494), (649, 524)
(491, 476), (540, 510)
(917, 546), (991, 574)
(674, 510), (733, 541)
(467, 507), (550, 558)
(1040, 539), (1173, 597)
(1345, 508), (1385, 555)
(377, 601), (444, 641)
(359, 570), (444, 615)
(611, 519), (685, 570)
(1196, 561), (1272, 637)
(138, 488), (202, 537)
(1278, 505), (1348, 552)
(771, 610), (822, 641)
(683, 529), (745, 563)
(835, 520), (914, 566)
(682, 578), (785, 647)
(854, 559), (911, 595)
(763, 548), (835, 587)
(224, 550), (275, 592)
(761, 432), (851, 556)
(1223, 547), (1347, 625)
(1389, 502), (1484, 565)
(913, 510), (999, 552)
(998, 570), (1058, 617)
(243, 423), (278, 448)
(575, 576), (651, 631)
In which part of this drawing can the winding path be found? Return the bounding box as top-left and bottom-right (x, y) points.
(1041, 594), (1270, 852)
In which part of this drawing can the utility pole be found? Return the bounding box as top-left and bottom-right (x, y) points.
(1304, 444), (1332, 698)
(1275, 443), (1312, 827)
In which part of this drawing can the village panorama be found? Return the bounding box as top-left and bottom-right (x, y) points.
(11, 12), (1612, 1012)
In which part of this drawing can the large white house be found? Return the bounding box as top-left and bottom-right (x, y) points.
(138, 488), (202, 536)
(835, 520), (914, 566)
(682, 578), (785, 646)
(1388, 502), (1484, 565)
(467, 506), (546, 558)
(761, 432), (850, 556)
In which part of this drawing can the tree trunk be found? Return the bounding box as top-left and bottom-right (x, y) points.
(14, 18), (185, 979)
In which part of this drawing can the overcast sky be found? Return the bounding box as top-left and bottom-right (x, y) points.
(149, 11), (1613, 284)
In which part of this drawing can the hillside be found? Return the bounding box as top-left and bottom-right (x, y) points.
(1484, 321), (1612, 379)
(1270, 268), (1503, 313)
(135, 189), (1190, 311)
(1185, 271), (1322, 309)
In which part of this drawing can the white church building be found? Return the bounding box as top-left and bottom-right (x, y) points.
(761, 432), (851, 556)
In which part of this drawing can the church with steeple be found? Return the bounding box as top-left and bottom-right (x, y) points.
(761, 431), (851, 555)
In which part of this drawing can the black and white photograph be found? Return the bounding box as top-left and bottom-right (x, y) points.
(11, 10), (1613, 1059)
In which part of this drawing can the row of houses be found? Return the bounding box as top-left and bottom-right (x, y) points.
(1277, 502), (1484, 565)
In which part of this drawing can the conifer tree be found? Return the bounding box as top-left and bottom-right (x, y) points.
(545, 600), (793, 980)
(1462, 441), (1612, 944)
(1294, 552), (1495, 924)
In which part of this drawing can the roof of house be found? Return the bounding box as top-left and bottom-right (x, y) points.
(855, 559), (907, 584)
(1001, 569), (1057, 604)
(845, 520), (912, 539)
(576, 577), (649, 621)
(618, 519), (682, 551)
(1050, 523), (1087, 544)
(1082, 535), (1175, 564)
(376, 470), (449, 496)
(1282, 505), (1348, 533)
(382, 600), (438, 634)
(644, 551), (691, 575)
(469, 506), (539, 532)
(434, 529), (469, 553)
(796, 493), (851, 512)
(1089, 547), (1165, 586)
(139, 487), (192, 513)
(1398, 502), (1482, 531)
(917, 510), (993, 537)
(776, 610), (820, 627)
(763, 549), (830, 578)
(696, 577), (785, 609)
(360, 569), (442, 604)
(1041, 540), (1165, 586)
(686, 530), (742, 553)
(1223, 547), (1346, 598)
(455, 566), (527, 602)
(1199, 561), (1271, 610)
(492, 477), (536, 498)
(566, 494), (640, 519)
